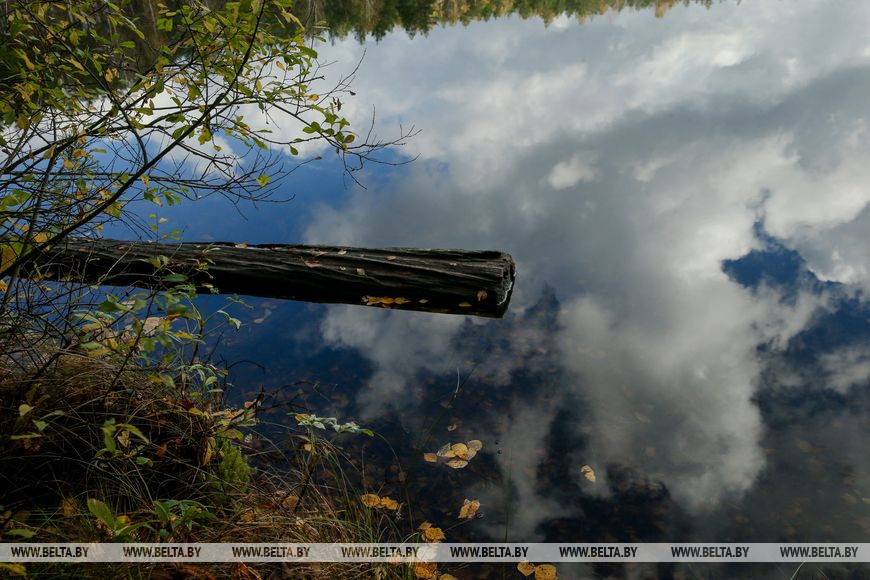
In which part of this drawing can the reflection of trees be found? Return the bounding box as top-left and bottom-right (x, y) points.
(293, 0), (716, 40)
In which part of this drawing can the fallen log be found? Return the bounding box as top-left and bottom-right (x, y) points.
(27, 238), (516, 317)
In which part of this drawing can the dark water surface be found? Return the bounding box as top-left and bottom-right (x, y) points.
(151, 1), (870, 577)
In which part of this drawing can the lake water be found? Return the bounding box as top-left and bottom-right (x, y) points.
(153, 1), (870, 577)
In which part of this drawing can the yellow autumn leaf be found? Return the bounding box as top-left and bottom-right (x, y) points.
(467, 439), (483, 452)
(379, 497), (399, 510)
(394, 297), (411, 304)
(0, 280), (7, 293)
(534, 564), (558, 579)
(423, 453), (438, 463)
(281, 495), (299, 509)
(418, 522), (432, 530)
(422, 526), (445, 543)
(198, 436), (215, 465)
(451, 442), (470, 459)
(438, 575), (458, 580)
(580, 465), (596, 483)
(458, 302), (472, 308)
(446, 459), (468, 469)
(458, 499), (480, 519)
(0, 563), (27, 576)
(414, 562), (437, 579)
(436, 443), (454, 458)
(360, 494), (381, 508)
(517, 562), (536, 577)
(63, 158), (74, 170)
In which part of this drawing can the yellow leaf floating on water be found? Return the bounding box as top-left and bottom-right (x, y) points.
(534, 564), (558, 579)
(518, 562), (536, 577)
(580, 465), (596, 483)
(458, 499), (480, 519)
(451, 443), (470, 459)
(360, 494), (381, 508)
(458, 302), (472, 308)
(414, 562), (437, 579)
(438, 575), (458, 580)
(421, 525), (445, 543)
(436, 443), (454, 458)
(423, 453), (438, 463)
(360, 494), (399, 510)
(431, 440), (482, 468)
(379, 497), (399, 510)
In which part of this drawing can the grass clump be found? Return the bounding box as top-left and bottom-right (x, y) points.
(0, 329), (407, 578)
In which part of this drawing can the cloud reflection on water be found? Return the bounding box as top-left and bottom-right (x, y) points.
(299, 0), (870, 530)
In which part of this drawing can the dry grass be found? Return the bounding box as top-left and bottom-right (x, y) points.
(0, 352), (410, 579)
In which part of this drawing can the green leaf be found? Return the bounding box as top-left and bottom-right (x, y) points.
(87, 498), (117, 529)
(117, 423), (149, 443)
(256, 174), (270, 187)
(162, 273), (187, 283)
(6, 528), (35, 538)
(10, 433), (42, 440)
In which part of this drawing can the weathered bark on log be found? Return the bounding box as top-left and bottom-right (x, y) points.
(28, 238), (516, 317)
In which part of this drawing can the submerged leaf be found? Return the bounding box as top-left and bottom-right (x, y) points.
(423, 453), (438, 463)
(580, 465), (596, 483)
(446, 459), (468, 469)
(535, 564), (558, 579)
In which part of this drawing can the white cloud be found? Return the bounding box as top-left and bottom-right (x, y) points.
(547, 152), (598, 189)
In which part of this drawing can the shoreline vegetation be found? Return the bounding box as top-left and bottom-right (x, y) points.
(0, 0), (416, 575)
(1, 0), (707, 577)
